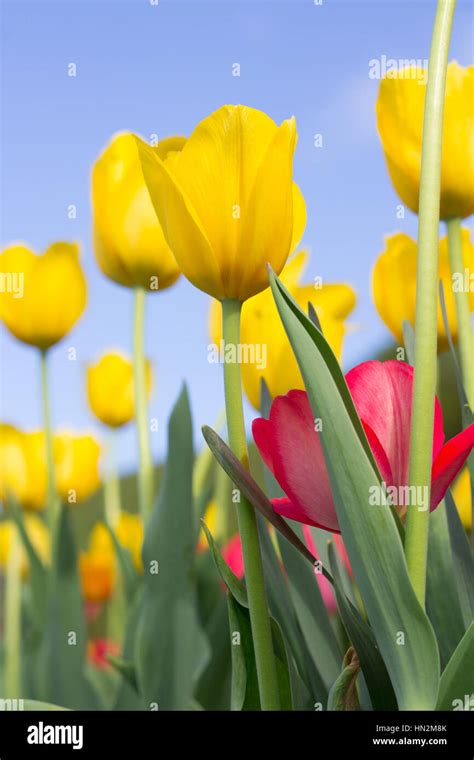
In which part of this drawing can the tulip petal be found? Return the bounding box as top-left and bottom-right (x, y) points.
(346, 360), (444, 487)
(134, 135), (225, 298)
(431, 425), (474, 508)
(237, 116), (297, 300)
(290, 183), (307, 254)
(251, 417), (275, 472)
(257, 390), (339, 532)
(272, 497), (325, 529)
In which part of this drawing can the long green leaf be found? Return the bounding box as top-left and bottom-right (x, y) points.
(134, 386), (209, 710)
(436, 623), (474, 710)
(445, 492), (474, 628)
(270, 269), (439, 710)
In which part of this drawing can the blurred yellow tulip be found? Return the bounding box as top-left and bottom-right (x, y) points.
(114, 512), (144, 572)
(0, 515), (50, 578)
(376, 62), (474, 220)
(210, 251), (356, 409)
(372, 229), (474, 351)
(54, 433), (101, 504)
(0, 425), (47, 510)
(79, 512), (143, 601)
(452, 467), (472, 532)
(135, 105), (306, 301)
(198, 499), (218, 551)
(87, 351), (153, 428)
(92, 133), (184, 291)
(0, 242), (87, 350)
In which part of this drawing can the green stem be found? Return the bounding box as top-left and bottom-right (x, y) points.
(4, 526), (22, 698)
(221, 299), (280, 711)
(133, 286), (153, 522)
(405, 0), (456, 606)
(104, 431), (121, 527)
(40, 349), (58, 533)
(446, 217), (474, 408)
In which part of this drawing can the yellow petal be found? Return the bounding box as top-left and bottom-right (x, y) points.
(54, 433), (101, 504)
(372, 230), (474, 350)
(134, 135), (223, 298)
(87, 351), (153, 428)
(452, 467), (472, 532)
(0, 515), (50, 578)
(290, 183), (307, 255)
(237, 116), (297, 300)
(92, 133), (182, 291)
(136, 105), (302, 301)
(376, 62), (474, 219)
(115, 512), (143, 572)
(0, 425), (47, 510)
(0, 242), (86, 350)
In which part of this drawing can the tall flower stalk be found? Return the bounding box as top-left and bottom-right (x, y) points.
(446, 217), (474, 408)
(40, 349), (58, 533)
(4, 525), (21, 698)
(222, 299), (280, 710)
(133, 286), (154, 521)
(405, 0), (456, 605)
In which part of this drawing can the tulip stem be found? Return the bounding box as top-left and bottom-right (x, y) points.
(4, 525), (22, 698)
(133, 286), (153, 522)
(405, 0), (456, 606)
(104, 432), (121, 528)
(446, 217), (474, 408)
(40, 349), (58, 532)
(221, 299), (280, 711)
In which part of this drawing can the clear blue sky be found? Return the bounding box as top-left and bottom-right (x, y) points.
(1, 0), (473, 473)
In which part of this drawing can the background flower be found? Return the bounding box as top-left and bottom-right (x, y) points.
(372, 229), (474, 350)
(376, 62), (474, 219)
(92, 133), (184, 291)
(0, 242), (86, 349)
(210, 251), (355, 408)
(87, 351), (153, 428)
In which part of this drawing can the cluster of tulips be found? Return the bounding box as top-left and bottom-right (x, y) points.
(0, 18), (473, 710)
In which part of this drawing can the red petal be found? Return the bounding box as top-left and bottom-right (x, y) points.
(346, 360), (444, 487)
(266, 390), (339, 532)
(430, 424), (474, 508)
(252, 417), (275, 472)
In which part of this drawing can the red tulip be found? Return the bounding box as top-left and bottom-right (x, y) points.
(222, 534), (245, 579)
(253, 360), (474, 533)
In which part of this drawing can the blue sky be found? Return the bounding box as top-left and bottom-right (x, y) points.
(1, 0), (473, 473)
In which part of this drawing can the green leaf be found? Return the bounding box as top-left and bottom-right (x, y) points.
(200, 521), (248, 607)
(328, 541), (397, 711)
(105, 524), (139, 602)
(445, 492), (474, 628)
(426, 502), (466, 667)
(270, 269), (439, 710)
(436, 623), (474, 710)
(20, 700), (70, 711)
(270, 617), (293, 711)
(277, 528), (341, 703)
(202, 425), (323, 572)
(37, 506), (100, 710)
(8, 502), (48, 626)
(134, 386), (210, 710)
(227, 594), (260, 711)
(106, 655), (138, 691)
(327, 648), (360, 711)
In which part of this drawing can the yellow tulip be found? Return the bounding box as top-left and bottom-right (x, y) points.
(376, 62), (474, 220)
(79, 512), (143, 601)
(0, 425), (47, 510)
(0, 515), (50, 578)
(198, 499), (218, 551)
(92, 133), (184, 291)
(452, 467), (472, 532)
(114, 512), (144, 572)
(87, 351), (153, 428)
(0, 242), (87, 350)
(134, 105), (306, 301)
(210, 251), (356, 409)
(54, 433), (101, 504)
(372, 229), (474, 351)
